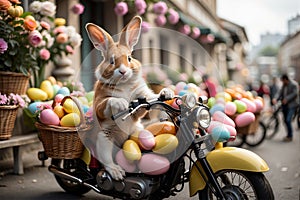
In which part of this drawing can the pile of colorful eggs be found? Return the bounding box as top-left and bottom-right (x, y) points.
(207, 86), (264, 138)
(115, 121), (178, 175)
(26, 76), (94, 127)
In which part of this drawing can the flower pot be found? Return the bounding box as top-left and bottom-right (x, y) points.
(0, 105), (19, 140)
(0, 71), (30, 95)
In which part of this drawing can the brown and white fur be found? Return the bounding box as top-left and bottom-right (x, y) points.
(86, 16), (173, 180)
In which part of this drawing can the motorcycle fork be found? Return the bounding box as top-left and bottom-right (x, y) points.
(193, 141), (226, 199)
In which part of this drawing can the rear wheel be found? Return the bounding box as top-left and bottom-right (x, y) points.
(51, 159), (92, 195)
(245, 122), (266, 147)
(198, 170), (274, 200)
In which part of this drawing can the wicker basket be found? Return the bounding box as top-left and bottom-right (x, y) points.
(0, 71), (30, 95)
(234, 113), (260, 135)
(0, 105), (19, 140)
(35, 122), (92, 159)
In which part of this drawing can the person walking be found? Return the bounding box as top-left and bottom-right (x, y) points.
(272, 74), (299, 142)
(269, 77), (279, 106)
(202, 74), (217, 98)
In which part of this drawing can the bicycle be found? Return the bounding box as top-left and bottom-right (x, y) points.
(262, 102), (299, 139)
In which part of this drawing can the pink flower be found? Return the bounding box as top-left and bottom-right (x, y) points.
(39, 48), (50, 60)
(154, 15), (166, 27)
(40, 1), (56, 17)
(153, 1), (168, 15)
(167, 8), (179, 25)
(28, 30), (42, 47)
(53, 26), (65, 34)
(135, 0), (146, 15)
(56, 33), (68, 44)
(201, 34), (215, 43)
(114, 2), (128, 16)
(0, 38), (8, 54)
(141, 21), (150, 33)
(66, 45), (74, 54)
(40, 21), (50, 30)
(179, 25), (191, 35)
(71, 3), (84, 15)
(191, 27), (201, 39)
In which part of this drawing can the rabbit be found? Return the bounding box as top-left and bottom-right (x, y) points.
(85, 16), (174, 180)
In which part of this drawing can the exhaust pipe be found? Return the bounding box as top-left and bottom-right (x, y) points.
(48, 165), (101, 193)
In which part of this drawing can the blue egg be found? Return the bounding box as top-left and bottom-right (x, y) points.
(57, 87), (70, 96)
(52, 84), (60, 96)
(211, 126), (230, 142)
(183, 85), (189, 90)
(178, 90), (187, 96)
(28, 102), (44, 114)
(209, 104), (224, 115)
(82, 105), (89, 113)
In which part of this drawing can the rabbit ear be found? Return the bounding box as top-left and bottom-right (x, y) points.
(119, 16), (142, 51)
(85, 23), (114, 53)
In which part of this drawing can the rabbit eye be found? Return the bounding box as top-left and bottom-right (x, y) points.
(127, 55), (132, 62)
(110, 56), (115, 65)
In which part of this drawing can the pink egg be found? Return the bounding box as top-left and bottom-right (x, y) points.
(115, 150), (137, 173)
(138, 130), (155, 150)
(254, 99), (263, 112)
(224, 102), (237, 116)
(175, 82), (187, 94)
(213, 111), (235, 127)
(40, 109), (60, 125)
(235, 112), (255, 127)
(225, 124), (237, 141)
(138, 153), (170, 175)
(55, 94), (65, 103)
(240, 98), (257, 113)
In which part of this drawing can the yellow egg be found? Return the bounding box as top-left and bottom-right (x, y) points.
(153, 134), (178, 154)
(78, 96), (89, 106)
(122, 140), (141, 161)
(60, 113), (81, 127)
(27, 88), (48, 101)
(47, 76), (57, 85)
(145, 121), (176, 136)
(62, 99), (80, 115)
(215, 92), (232, 102)
(53, 105), (65, 119)
(130, 131), (140, 144)
(40, 80), (54, 99)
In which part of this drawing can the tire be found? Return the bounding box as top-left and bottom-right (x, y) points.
(51, 159), (91, 195)
(245, 122), (266, 147)
(265, 117), (279, 139)
(226, 134), (245, 147)
(198, 170), (274, 200)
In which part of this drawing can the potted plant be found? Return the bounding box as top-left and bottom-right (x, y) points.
(0, 92), (28, 139)
(0, 0), (40, 95)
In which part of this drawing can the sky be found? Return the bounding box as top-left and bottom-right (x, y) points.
(217, 0), (300, 46)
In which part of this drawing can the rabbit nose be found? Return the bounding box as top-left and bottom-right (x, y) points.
(119, 69), (126, 75)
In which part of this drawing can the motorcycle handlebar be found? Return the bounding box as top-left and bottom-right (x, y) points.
(111, 97), (180, 121)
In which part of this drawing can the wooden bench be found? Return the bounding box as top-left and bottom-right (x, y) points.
(0, 134), (40, 175)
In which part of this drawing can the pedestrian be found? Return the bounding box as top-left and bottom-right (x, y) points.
(256, 80), (270, 98)
(202, 74), (217, 98)
(272, 74), (299, 142)
(269, 77), (279, 106)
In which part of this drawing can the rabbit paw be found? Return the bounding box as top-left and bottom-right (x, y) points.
(107, 98), (129, 115)
(105, 164), (125, 180)
(159, 88), (174, 100)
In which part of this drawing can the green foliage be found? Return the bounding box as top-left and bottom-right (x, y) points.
(258, 45), (278, 57)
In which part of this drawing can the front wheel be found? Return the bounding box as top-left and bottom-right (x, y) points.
(51, 159), (92, 195)
(198, 170), (274, 200)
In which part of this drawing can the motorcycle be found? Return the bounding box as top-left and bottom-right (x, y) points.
(38, 93), (274, 199)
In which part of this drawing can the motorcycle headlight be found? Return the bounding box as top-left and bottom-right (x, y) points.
(196, 107), (211, 129)
(182, 93), (197, 108)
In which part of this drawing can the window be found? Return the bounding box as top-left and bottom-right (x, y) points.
(160, 35), (169, 67)
(179, 44), (186, 72)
